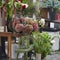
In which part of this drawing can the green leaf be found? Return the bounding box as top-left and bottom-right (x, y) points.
(0, 0), (4, 8)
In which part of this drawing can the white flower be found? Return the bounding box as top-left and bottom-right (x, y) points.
(39, 18), (45, 27)
(21, 3), (28, 8)
(25, 4), (28, 8)
(33, 35), (36, 38)
(51, 40), (55, 44)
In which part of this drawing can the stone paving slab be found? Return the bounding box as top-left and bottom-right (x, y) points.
(46, 51), (60, 60)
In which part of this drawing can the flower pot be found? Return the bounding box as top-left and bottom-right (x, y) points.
(36, 53), (41, 60)
(48, 8), (56, 20)
(55, 13), (60, 20)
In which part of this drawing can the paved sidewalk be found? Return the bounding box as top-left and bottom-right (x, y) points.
(46, 51), (60, 60)
(1, 51), (60, 60)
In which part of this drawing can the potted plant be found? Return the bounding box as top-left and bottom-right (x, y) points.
(32, 32), (54, 60)
(55, 8), (60, 20)
(40, 0), (60, 20)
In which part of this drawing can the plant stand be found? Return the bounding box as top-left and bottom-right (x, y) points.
(15, 44), (34, 60)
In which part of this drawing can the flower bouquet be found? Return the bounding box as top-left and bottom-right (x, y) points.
(9, 17), (38, 48)
(7, 0), (39, 49)
(9, 17), (38, 35)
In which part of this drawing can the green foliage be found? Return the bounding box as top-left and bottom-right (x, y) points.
(34, 1), (40, 17)
(14, 1), (21, 9)
(6, 0), (21, 17)
(18, 35), (30, 49)
(40, 0), (60, 8)
(22, 1), (35, 17)
(22, 0), (28, 3)
(32, 32), (52, 58)
(56, 8), (60, 13)
(6, 0), (14, 17)
(0, 0), (4, 8)
(22, 0), (40, 17)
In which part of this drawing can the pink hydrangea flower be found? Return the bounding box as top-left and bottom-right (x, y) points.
(33, 23), (38, 31)
(23, 24), (33, 34)
(15, 24), (24, 32)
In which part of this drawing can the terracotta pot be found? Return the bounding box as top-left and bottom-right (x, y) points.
(36, 53), (41, 60)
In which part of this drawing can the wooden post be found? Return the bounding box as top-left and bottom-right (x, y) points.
(0, 7), (2, 46)
(0, 38), (1, 46)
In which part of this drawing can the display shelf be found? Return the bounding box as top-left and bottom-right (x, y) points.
(42, 19), (60, 32)
(42, 28), (59, 32)
(45, 19), (60, 23)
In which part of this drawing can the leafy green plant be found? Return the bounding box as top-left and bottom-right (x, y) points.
(32, 32), (53, 58)
(6, 0), (21, 17)
(22, 1), (35, 17)
(18, 35), (30, 49)
(22, 0), (28, 3)
(0, 0), (4, 8)
(40, 0), (60, 8)
(6, 0), (14, 17)
(56, 8), (60, 13)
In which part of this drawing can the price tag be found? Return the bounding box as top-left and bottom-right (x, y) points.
(0, 26), (4, 32)
(50, 22), (54, 28)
